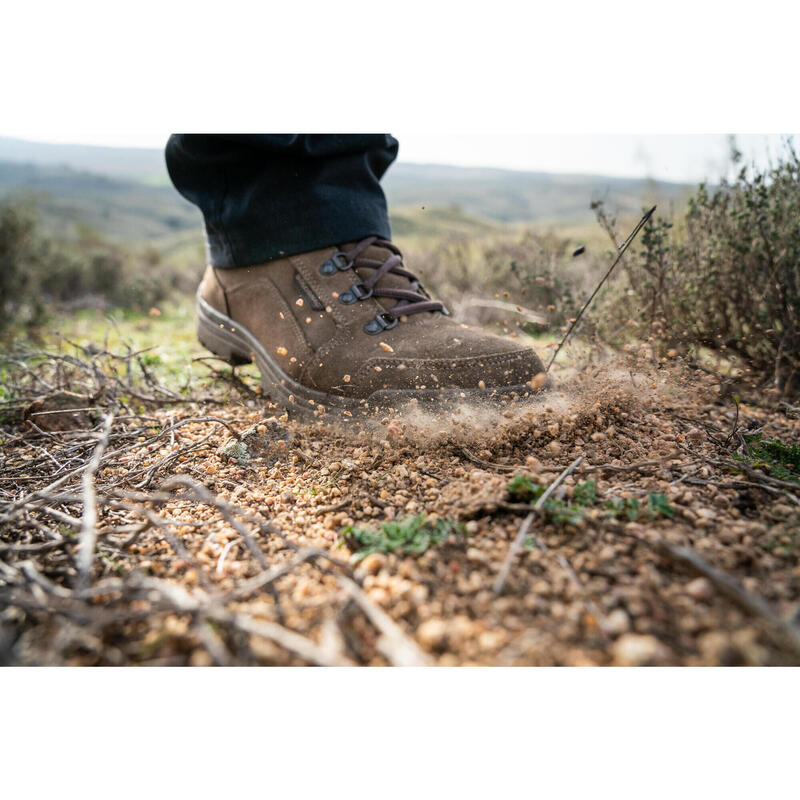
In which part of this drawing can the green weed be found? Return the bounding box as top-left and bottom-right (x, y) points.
(735, 433), (800, 483)
(647, 492), (675, 519)
(604, 497), (641, 521)
(507, 475), (598, 526)
(340, 514), (465, 562)
(509, 475), (675, 525)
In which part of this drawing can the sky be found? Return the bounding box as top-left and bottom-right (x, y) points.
(1, 132), (796, 183)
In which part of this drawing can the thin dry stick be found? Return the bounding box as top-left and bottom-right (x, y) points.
(312, 498), (350, 515)
(493, 456), (584, 595)
(460, 447), (518, 473)
(337, 575), (433, 666)
(160, 476), (269, 568)
(546, 205), (656, 371)
(75, 414), (113, 591)
(582, 457), (684, 474)
(225, 612), (354, 667)
(79, 573), (354, 666)
(226, 547), (330, 602)
(652, 539), (800, 658)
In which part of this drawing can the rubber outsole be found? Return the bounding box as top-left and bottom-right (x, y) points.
(196, 290), (548, 420)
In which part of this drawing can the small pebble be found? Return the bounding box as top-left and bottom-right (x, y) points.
(417, 618), (448, 649)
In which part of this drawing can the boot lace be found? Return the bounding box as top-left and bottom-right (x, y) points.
(336, 237), (447, 321)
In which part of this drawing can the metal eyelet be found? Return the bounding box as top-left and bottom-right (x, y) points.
(339, 291), (356, 305)
(320, 261), (337, 276)
(350, 282), (373, 300)
(363, 311), (398, 335)
(320, 251), (352, 276)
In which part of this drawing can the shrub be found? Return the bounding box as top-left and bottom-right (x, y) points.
(596, 142), (800, 397)
(0, 200), (182, 336)
(404, 229), (594, 334)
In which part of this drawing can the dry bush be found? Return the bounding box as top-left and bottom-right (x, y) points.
(595, 143), (800, 397)
(0, 201), (185, 336)
(404, 229), (598, 334)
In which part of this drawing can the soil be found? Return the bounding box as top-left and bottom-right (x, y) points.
(2, 352), (799, 666)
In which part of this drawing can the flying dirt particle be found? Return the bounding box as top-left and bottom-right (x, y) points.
(666, 349), (677, 358)
(290, 356), (297, 363)
(478, 380), (486, 390)
(305, 317), (312, 324)
(325, 306), (333, 313)
(279, 312), (285, 319)
(397, 364), (407, 370)
(379, 342), (394, 352)
(343, 374), (351, 383)
(149, 307), (161, 317)
(374, 366), (382, 372)
(528, 373), (547, 391)
(386, 420), (403, 438)
(296, 298), (304, 307)
(525, 455), (543, 470)
(288, 395), (295, 403)
(276, 346), (288, 356)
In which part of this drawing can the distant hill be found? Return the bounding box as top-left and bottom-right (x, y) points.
(384, 163), (691, 224)
(0, 160), (200, 240)
(0, 137), (694, 243)
(0, 137), (168, 183)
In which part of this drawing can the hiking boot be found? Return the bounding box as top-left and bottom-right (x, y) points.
(196, 237), (547, 418)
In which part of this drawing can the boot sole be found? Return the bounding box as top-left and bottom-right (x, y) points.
(196, 290), (547, 420)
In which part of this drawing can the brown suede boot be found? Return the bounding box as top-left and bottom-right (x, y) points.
(196, 237), (547, 418)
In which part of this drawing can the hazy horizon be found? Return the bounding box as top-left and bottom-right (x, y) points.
(1, 133), (796, 184)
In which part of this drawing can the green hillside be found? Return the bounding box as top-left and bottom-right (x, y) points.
(0, 161), (200, 241)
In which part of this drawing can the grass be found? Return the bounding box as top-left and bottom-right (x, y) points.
(29, 297), (260, 388)
(340, 515), (465, 562)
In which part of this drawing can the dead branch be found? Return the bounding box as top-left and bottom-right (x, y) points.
(337, 575), (433, 666)
(75, 414), (113, 591)
(652, 539), (800, 658)
(493, 456), (583, 595)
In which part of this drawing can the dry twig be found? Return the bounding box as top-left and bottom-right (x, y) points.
(493, 456), (583, 595)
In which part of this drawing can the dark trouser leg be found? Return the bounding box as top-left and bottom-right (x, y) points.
(165, 134), (398, 269)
